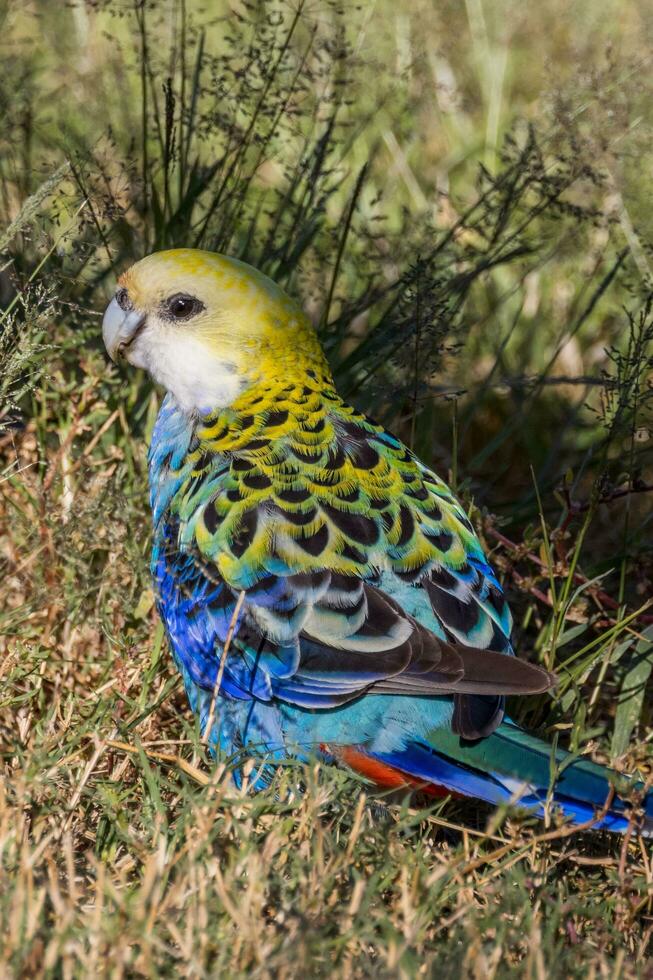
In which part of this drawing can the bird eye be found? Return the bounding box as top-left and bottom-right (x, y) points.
(165, 293), (204, 320)
(116, 288), (132, 312)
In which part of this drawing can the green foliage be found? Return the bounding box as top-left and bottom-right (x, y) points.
(1, 0), (652, 974)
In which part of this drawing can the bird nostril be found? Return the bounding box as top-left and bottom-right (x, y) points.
(116, 287), (133, 312)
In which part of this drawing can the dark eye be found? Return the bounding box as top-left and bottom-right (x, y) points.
(116, 288), (132, 312)
(165, 293), (204, 320)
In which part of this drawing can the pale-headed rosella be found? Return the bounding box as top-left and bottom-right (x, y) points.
(102, 248), (651, 833)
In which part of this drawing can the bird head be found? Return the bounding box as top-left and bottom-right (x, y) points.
(102, 248), (330, 414)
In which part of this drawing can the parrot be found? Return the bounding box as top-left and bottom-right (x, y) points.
(102, 248), (651, 834)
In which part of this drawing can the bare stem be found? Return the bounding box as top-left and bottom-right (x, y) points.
(202, 590), (247, 747)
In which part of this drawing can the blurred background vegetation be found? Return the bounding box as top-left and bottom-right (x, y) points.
(1, 0), (653, 975)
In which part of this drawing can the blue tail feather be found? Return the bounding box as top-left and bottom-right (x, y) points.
(372, 720), (652, 834)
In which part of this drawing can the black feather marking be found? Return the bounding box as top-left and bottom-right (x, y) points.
(278, 487), (311, 504)
(227, 488), (243, 503)
(207, 582), (234, 610)
(364, 568), (382, 586)
(321, 503), (379, 546)
(350, 442), (380, 470)
(248, 573), (279, 595)
(243, 471), (272, 490)
(265, 409), (289, 427)
(397, 506), (415, 547)
(232, 457), (252, 472)
(326, 445), (347, 470)
(487, 586), (508, 619)
(359, 586), (404, 636)
(203, 499), (221, 534)
(290, 446), (323, 464)
(429, 529), (453, 552)
(341, 542), (367, 564)
(427, 584), (479, 633)
(339, 418), (368, 438)
(395, 567), (424, 583)
(297, 523), (329, 556)
(241, 438), (270, 451)
(490, 619), (511, 651)
(231, 509), (258, 558)
(329, 572), (362, 594)
(337, 487), (360, 503)
(406, 483), (429, 501)
(273, 504), (318, 527)
(429, 566), (458, 590)
(316, 588), (366, 619)
(312, 471), (338, 487)
(288, 571), (330, 591)
(380, 511), (393, 533)
(204, 426), (228, 442)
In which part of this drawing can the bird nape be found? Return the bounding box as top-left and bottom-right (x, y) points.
(102, 248), (652, 836)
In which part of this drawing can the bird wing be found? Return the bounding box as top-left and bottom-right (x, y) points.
(153, 384), (550, 735)
(154, 528), (553, 712)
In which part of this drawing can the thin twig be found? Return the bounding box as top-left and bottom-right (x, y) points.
(456, 787), (617, 877)
(61, 728), (117, 834)
(571, 482), (653, 514)
(106, 739), (211, 786)
(487, 526), (653, 625)
(202, 590), (246, 746)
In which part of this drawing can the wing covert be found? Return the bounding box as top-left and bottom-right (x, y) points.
(151, 385), (543, 742)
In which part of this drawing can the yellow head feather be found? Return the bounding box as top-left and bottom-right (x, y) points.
(105, 248), (331, 413)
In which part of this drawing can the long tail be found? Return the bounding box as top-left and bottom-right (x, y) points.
(332, 720), (653, 834)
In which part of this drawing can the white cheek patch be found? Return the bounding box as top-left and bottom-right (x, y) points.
(130, 324), (243, 414)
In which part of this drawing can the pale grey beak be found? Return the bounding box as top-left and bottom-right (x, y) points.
(102, 296), (147, 362)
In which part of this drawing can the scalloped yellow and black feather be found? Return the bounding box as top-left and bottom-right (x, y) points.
(149, 370), (550, 738)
